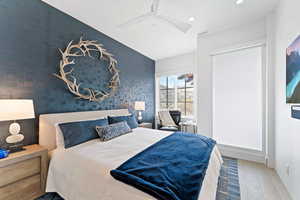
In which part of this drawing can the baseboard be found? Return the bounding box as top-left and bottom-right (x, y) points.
(217, 144), (266, 164)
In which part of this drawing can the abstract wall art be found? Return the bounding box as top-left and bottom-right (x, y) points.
(286, 35), (300, 103)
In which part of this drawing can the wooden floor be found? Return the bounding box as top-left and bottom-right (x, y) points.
(238, 160), (292, 200)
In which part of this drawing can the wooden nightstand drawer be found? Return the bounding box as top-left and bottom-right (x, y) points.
(0, 145), (48, 200)
(0, 157), (40, 187)
(0, 174), (42, 200)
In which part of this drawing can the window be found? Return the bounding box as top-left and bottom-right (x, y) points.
(212, 46), (263, 151)
(158, 73), (194, 117)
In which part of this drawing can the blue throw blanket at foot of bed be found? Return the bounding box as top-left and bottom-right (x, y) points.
(110, 132), (216, 200)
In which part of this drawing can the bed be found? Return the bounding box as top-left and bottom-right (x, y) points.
(39, 109), (223, 200)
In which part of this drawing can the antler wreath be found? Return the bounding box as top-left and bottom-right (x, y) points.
(54, 37), (120, 102)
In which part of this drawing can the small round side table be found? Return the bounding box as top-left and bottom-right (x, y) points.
(179, 121), (197, 133)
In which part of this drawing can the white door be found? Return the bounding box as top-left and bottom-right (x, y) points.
(212, 46), (263, 151)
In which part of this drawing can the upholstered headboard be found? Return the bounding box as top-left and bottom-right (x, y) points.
(39, 109), (130, 151)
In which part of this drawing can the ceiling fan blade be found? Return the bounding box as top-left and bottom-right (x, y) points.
(156, 15), (192, 33)
(118, 13), (152, 28)
(151, 0), (160, 14)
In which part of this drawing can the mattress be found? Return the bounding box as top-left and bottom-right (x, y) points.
(46, 128), (223, 200)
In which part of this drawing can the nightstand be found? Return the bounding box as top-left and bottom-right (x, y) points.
(138, 122), (153, 129)
(0, 144), (48, 200)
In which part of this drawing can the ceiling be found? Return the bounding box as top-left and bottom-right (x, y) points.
(42, 0), (278, 60)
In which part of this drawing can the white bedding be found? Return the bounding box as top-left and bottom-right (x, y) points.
(47, 128), (223, 200)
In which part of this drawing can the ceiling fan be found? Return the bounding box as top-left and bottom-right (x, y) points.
(118, 0), (192, 33)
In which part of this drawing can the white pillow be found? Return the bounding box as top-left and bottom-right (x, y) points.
(55, 123), (65, 149)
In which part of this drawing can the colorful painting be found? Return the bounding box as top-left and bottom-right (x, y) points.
(286, 35), (300, 103)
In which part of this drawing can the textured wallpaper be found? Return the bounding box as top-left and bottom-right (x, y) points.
(0, 0), (155, 146)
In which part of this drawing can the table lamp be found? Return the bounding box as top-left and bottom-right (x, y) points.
(0, 99), (35, 152)
(134, 101), (145, 124)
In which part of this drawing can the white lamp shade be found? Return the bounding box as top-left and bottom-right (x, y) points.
(0, 99), (35, 121)
(134, 101), (145, 111)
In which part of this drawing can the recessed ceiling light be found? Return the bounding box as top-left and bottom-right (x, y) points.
(189, 17), (195, 22)
(236, 0), (244, 5)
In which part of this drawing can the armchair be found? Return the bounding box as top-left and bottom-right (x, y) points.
(157, 110), (181, 131)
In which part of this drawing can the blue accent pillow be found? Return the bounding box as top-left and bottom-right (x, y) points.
(59, 118), (108, 148)
(108, 114), (138, 129)
(96, 121), (132, 142)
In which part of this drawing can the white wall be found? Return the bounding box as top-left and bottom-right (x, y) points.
(195, 2), (300, 198)
(155, 52), (197, 76)
(273, 0), (300, 199)
(197, 20), (266, 138)
(266, 11), (276, 170)
(155, 52), (198, 121)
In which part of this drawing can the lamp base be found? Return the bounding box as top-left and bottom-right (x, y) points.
(137, 111), (143, 124)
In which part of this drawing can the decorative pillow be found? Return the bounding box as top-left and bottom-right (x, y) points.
(96, 121), (132, 142)
(59, 118), (108, 148)
(108, 114), (138, 129)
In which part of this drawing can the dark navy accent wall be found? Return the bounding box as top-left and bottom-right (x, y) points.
(0, 0), (155, 147)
